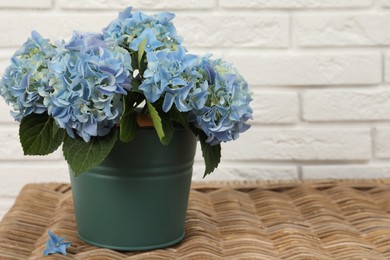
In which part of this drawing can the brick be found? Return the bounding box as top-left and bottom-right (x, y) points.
(0, 14), (115, 47)
(383, 0), (390, 7)
(0, 58), (8, 74)
(0, 163), (69, 197)
(0, 100), (17, 124)
(302, 165), (390, 179)
(193, 164), (298, 180)
(59, 0), (216, 10)
(175, 15), (289, 48)
(303, 90), (390, 121)
(0, 126), (63, 161)
(218, 129), (371, 161)
(374, 128), (390, 159)
(0, 49), (14, 74)
(227, 52), (381, 86)
(253, 91), (299, 124)
(221, 0), (372, 9)
(296, 14), (390, 47)
(0, 0), (52, 9)
(385, 53), (390, 83)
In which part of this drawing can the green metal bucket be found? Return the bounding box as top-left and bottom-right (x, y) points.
(69, 127), (197, 251)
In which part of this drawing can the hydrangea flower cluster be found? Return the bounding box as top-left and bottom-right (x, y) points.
(103, 7), (182, 53)
(0, 6), (253, 175)
(140, 46), (197, 112)
(189, 58), (253, 145)
(43, 32), (132, 141)
(0, 31), (56, 121)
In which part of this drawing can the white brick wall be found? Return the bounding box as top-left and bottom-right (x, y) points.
(58, 0), (217, 10)
(295, 15), (390, 47)
(374, 128), (390, 158)
(0, 0), (390, 220)
(303, 89), (390, 121)
(220, 0), (373, 9)
(251, 91), (299, 124)
(221, 129), (371, 161)
(175, 15), (289, 48)
(227, 52), (381, 85)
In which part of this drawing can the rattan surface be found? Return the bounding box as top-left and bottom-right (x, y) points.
(0, 179), (390, 259)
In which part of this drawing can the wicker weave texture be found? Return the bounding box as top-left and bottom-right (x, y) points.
(0, 180), (390, 259)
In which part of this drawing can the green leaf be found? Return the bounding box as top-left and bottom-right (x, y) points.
(130, 53), (138, 72)
(146, 101), (174, 145)
(147, 101), (165, 141)
(138, 38), (147, 67)
(120, 94), (138, 143)
(119, 92), (140, 143)
(63, 128), (118, 176)
(199, 133), (221, 178)
(52, 120), (60, 136)
(139, 60), (147, 80)
(160, 111), (174, 145)
(131, 79), (142, 92)
(19, 113), (65, 156)
(170, 108), (189, 129)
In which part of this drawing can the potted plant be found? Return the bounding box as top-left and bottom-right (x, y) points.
(0, 7), (253, 250)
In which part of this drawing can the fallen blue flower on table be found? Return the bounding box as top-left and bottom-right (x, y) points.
(43, 230), (71, 256)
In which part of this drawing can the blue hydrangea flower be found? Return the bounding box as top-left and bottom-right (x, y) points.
(139, 46), (197, 112)
(184, 56), (213, 111)
(129, 28), (164, 52)
(189, 57), (253, 145)
(0, 31), (56, 121)
(44, 32), (132, 142)
(43, 230), (71, 256)
(0, 6), (253, 151)
(103, 6), (182, 53)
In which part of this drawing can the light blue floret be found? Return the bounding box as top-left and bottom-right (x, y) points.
(45, 32), (132, 142)
(103, 6), (182, 52)
(0, 31), (55, 121)
(189, 57), (253, 145)
(43, 230), (71, 256)
(140, 46), (197, 112)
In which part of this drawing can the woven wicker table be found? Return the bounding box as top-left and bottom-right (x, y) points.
(0, 180), (390, 259)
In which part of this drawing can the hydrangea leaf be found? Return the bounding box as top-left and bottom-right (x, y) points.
(19, 113), (65, 156)
(137, 38), (147, 75)
(199, 133), (221, 178)
(52, 120), (60, 136)
(170, 108), (189, 129)
(147, 101), (173, 145)
(160, 110), (173, 145)
(120, 110), (137, 143)
(120, 94), (138, 143)
(137, 38), (149, 76)
(63, 128), (117, 176)
(138, 38), (147, 67)
(147, 101), (165, 142)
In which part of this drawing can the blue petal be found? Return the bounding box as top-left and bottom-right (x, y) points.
(118, 6), (133, 20)
(155, 12), (175, 24)
(204, 64), (216, 84)
(48, 230), (60, 244)
(162, 92), (175, 112)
